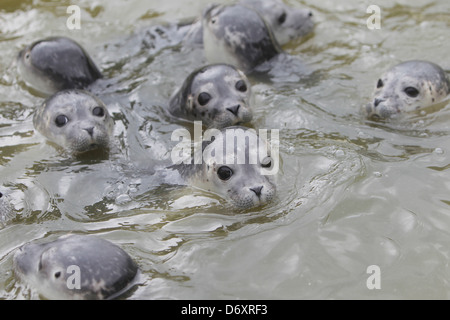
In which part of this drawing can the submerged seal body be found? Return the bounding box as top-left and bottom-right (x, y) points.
(169, 64), (253, 128)
(33, 90), (114, 154)
(202, 4), (282, 72)
(174, 126), (278, 209)
(17, 36), (102, 96)
(240, 0), (314, 45)
(13, 234), (139, 300)
(366, 60), (450, 119)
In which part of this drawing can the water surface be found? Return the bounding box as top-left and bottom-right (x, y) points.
(0, 0), (449, 299)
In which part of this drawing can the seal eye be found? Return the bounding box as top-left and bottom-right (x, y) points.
(198, 92), (212, 106)
(92, 106), (105, 117)
(55, 115), (69, 127)
(217, 166), (233, 181)
(54, 271), (61, 279)
(404, 87), (419, 97)
(0, 192), (3, 198)
(261, 159), (272, 168)
(278, 12), (287, 24)
(376, 79), (383, 88)
(235, 80), (247, 92)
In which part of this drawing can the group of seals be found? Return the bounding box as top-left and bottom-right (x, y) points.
(13, 234), (139, 300)
(10, 0), (450, 300)
(17, 36), (113, 154)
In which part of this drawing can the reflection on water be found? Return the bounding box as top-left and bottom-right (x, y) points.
(0, 0), (449, 299)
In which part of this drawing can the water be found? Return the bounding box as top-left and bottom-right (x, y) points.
(0, 0), (449, 299)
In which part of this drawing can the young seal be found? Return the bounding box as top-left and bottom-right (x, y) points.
(366, 60), (450, 119)
(33, 90), (114, 154)
(13, 234), (139, 300)
(202, 4), (283, 73)
(17, 36), (102, 96)
(169, 64), (253, 128)
(183, 0), (314, 47)
(172, 126), (278, 209)
(240, 0), (314, 45)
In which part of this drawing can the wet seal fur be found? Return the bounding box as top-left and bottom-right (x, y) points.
(202, 3), (283, 73)
(169, 64), (253, 128)
(13, 234), (139, 300)
(17, 36), (102, 96)
(366, 60), (450, 119)
(33, 90), (114, 154)
(172, 126), (277, 209)
(240, 0), (314, 45)
(183, 0), (314, 47)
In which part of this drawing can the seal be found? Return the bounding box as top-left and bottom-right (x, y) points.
(172, 126), (277, 209)
(169, 64), (253, 128)
(202, 4), (283, 72)
(13, 234), (139, 300)
(33, 89), (114, 154)
(183, 0), (314, 47)
(366, 60), (450, 119)
(17, 36), (102, 96)
(240, 0), (314, 45)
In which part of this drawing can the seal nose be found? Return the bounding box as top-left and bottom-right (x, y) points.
(84, 127), (94, 137)
(250, 186), (263, 198)
(226, 104), (240, 116)
(374, 98), (384, 107)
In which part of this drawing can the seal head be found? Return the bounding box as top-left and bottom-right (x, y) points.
(240, 0), (314, 45)
(175, 126), (278, 209)
(169, 64), (253, 128)
(33, 90), (114, 154)
(202, 4), (282, 72)
(17, 36), (102, 95)
(13, 234), (139, 300)
(366, 60), (450, 119)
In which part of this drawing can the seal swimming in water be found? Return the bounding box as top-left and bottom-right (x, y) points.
(171, 126), (278, 209)
(13, 234), (139, 300)
(182, 0), (314, 47)
(33, 90), (114, 154)
(169, 64), (254, 128)
(17, 36), (102, 96)
(240, 0), (314, 45)
(202, 4), (283, 73)
(366, 60), (450, 119)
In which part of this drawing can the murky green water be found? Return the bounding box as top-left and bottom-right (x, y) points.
(0, 0), (449, 299)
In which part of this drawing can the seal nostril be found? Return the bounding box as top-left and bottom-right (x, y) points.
(250, 186), (263, 197)
(374, 98), (383, 107)
(226, 105), (240, 116)
(84, 127), (94, 136)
